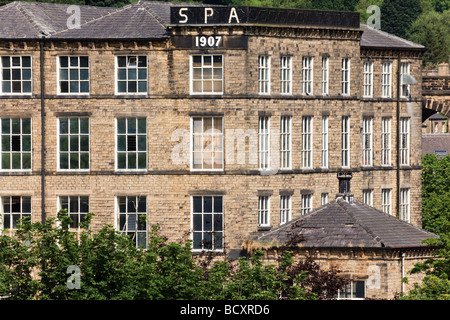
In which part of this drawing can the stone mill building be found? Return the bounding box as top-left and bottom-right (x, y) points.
(0, 1), (438, 299)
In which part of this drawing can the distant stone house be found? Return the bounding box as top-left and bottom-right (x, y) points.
(247, 196), (438, 300)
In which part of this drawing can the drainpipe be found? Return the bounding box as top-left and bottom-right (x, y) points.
(396, 54), (401, 217)
(401, 252), (406, 294)
(39, 40), (46, 224)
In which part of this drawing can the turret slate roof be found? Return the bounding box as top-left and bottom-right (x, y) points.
(254, 199), (438, 249)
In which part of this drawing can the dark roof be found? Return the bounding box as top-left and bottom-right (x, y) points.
(360, 23), (425, 50)
(428, 112), (448, 120)
(52, 2), (168, 39)
(0, 1), (116, 39)
(422, 134), (450, 155)
(0, 1), (426, 49)
(254, 198), (438, 250)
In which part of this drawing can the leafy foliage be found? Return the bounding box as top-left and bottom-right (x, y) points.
(399, 154), (450, 300)
(407, 9), (450, 66)
(0, 211), (347, 300)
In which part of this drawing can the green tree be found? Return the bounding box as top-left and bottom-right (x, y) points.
(407, 10), (450, 66)
(380, 0), (422, 39)
(0, 211), (348, 300)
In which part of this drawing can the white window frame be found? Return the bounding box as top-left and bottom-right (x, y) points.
(400, 62), (410, 98)
(115, 55), (148, 95)
(337, 281), (366, 300)
(382, 62), (392, 98)
(58, 195), (90, 236)
(363, 61), (373, 98)
(381, 188), (392, 215)
(280, 195), (291, 225)
(362, 117), (373, 166)
(400, 188), (410, 223)
(191, 195), (224, 252)
(280, 56), (292, 95)
(321, 56), (329, 95)
(301, 194), (312, 215)
(57, 117), (90, 171)
(258, 55), (270, 95)
(0, 56), (32, 95)
(400, 117), (410, 166)
(341, 58), (350, 96)
(342, 116), (350, 168)
(191, 116), (224, 171)
(381, 117), (391, 166)
(115, 117), (147, 171)
(190, 54), (223, 95)
(321, 115), (328, 168)
(258, 196), (270, 227)
(302, 56), (313, 95)
(259, 116), (270, 170)
(280, 116), (291, 170)
(363, 189), (373, 207)
(0, 196), (31, 236)
(0, 118), (32, 172)
(115, 195), (148, 248)
(57, 56), (90, 95)
(321, 193), (328, 206)
(302, 116), (313, 169)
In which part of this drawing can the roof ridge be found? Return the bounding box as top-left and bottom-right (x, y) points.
(336, 200), (385, 246)
(139, 1), (166, 29)
(15, 1), (45, 38)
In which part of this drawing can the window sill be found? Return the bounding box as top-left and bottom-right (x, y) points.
(257, 225), (271, 232)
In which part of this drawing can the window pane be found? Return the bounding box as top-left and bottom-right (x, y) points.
(80, 69), (89, 81)
(70, 153), (79, 169)
(138, 152), (146, 169)
(193, 214), (202, 231)
(193, 196), (202, 213)
(12, 153), (21, 169)
(21, 57), (31, 68)
(2, 136), (10, 151)
(117, 152), (126, 169)
(22, 118), (31, 134)
(127, 118), (136, 134)
(79, 57), (89, 68)
(22, 136), (31, 151)
(80, 81), (89, 93)
(137, 118), (146, 134)
(2, 153), (10, 169)
(117, 118), (126, 134)
(70, 136), (79, 151)
(79, 118), (89, 134)
(80, 136), (89, 151)
(60, 136), (68, 151)
(60, 56), (68, 68)
(203, 196), (212, 213)
(214, 196), (222, 213)
(60, 153), (68, 169)
(138, 81), (147, 93)
(80, 153), (89, 169)
(117, 56), (126, 68)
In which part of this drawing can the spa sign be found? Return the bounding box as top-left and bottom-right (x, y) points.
(170, 6), (246, 25)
